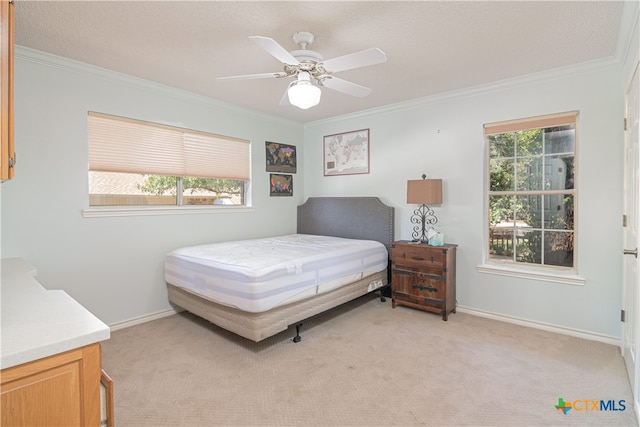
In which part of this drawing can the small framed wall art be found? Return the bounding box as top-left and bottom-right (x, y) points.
(270, 173), (293, 197)
(323, 129), (370, 176)
(266, 142), (297, 174)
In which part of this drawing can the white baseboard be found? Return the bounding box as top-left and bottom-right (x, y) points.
(108, 307), (183, 332)
(456, 306), (622, 347)
(108, 304), (621, 347)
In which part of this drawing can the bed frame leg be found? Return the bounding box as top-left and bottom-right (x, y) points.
(293, 323), (302, 343)
(380, 284), (389, 302)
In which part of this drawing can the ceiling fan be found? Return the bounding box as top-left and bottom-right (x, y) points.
(218, 31), (387, 109)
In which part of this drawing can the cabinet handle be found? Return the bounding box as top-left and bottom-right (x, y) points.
(411, 256), (425, 261)
(412, 283), (437, 292)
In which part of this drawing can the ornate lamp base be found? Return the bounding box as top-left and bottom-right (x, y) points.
(410, 204), (438, 243)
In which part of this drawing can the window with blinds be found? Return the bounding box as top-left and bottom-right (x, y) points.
(88, 112), (249, 207)
(485, 111), (577, 269)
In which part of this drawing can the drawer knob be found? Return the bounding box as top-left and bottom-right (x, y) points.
(412, 283), (437, 292)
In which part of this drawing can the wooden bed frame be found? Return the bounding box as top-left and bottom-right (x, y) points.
(167, 197), (395, 342)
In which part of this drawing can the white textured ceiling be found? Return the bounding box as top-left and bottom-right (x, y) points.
(15, 1), (629, 123)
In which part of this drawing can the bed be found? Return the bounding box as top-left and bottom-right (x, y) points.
(165, 197), (394, 342)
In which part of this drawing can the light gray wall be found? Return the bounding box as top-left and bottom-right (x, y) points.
(1, 22), (633, 340)
(1, 48), (303, 325)
(303, 63), (625, 339)
(622, 3), (639, 86)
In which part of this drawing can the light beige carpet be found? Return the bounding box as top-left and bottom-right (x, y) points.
(102, 294), (638, 426)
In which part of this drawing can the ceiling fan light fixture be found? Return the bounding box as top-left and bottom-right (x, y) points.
(288, 72), (321, 109)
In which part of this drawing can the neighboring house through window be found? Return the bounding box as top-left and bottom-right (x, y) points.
(88, 112), (249, 207)
(485, 111), (577, 270)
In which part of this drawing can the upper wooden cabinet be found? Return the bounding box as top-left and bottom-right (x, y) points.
(1, 0), (15, 181)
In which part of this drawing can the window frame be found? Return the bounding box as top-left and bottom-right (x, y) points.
(478, 111), (585, 285)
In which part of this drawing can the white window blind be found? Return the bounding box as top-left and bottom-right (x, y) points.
(484, 111), (578, 135)
(88, 112), (250, 180)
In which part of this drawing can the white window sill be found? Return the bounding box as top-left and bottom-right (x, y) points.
(476, 263), (585, 286)
(82, 205), (255, 218)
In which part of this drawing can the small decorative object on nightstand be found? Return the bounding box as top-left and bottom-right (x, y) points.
(391, 240), (457, 320)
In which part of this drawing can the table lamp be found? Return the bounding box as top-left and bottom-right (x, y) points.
(407, 174), (443, 243)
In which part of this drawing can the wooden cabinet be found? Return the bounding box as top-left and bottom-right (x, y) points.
(1, 0), (15, 180)
(391, 241), (457, 320)
(1, 343), (102, 426)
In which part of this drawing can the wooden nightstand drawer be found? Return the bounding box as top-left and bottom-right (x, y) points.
(391, 245), (445, 271)
(391, 241), (457, 320)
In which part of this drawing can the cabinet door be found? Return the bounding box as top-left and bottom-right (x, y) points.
(1, 0), (14, 180)
(1, 344), (102, 427)
(392, 270), (446, 307)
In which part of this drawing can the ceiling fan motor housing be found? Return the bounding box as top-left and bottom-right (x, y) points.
(290, 50), (323, 64)
(290, 31), (324, 76)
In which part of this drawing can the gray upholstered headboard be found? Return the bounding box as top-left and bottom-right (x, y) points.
(297, 197), (394, 251)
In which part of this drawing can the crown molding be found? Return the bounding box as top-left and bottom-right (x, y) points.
(16, 44), (625, 130)
(306, 55), (622, 127)
(15, 46), (302, 129)
(618, 0), (640, 66)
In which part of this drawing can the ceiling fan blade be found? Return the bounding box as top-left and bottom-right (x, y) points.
(279, 87), (291, 106)
(249, 36), (300, 65)
(217, 72), (287, 81)
(322, 76), (372, 98)
(322, 48), (387, 73)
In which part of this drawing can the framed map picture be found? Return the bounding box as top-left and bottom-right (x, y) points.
(266, 142), (297, 174)
(323, 129), (370, 176)
(269, 174), (293, 197)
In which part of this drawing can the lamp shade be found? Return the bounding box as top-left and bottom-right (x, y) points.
(407, 178), (442, 205)
(288, 72), (321, 109)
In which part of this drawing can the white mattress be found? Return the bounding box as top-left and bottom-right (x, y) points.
(164, 234), (388, 313)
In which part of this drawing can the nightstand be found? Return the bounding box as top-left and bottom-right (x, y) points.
(390, 241), (457, 320)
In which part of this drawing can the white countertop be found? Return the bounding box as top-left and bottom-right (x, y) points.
(1, 258), (111, 369)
